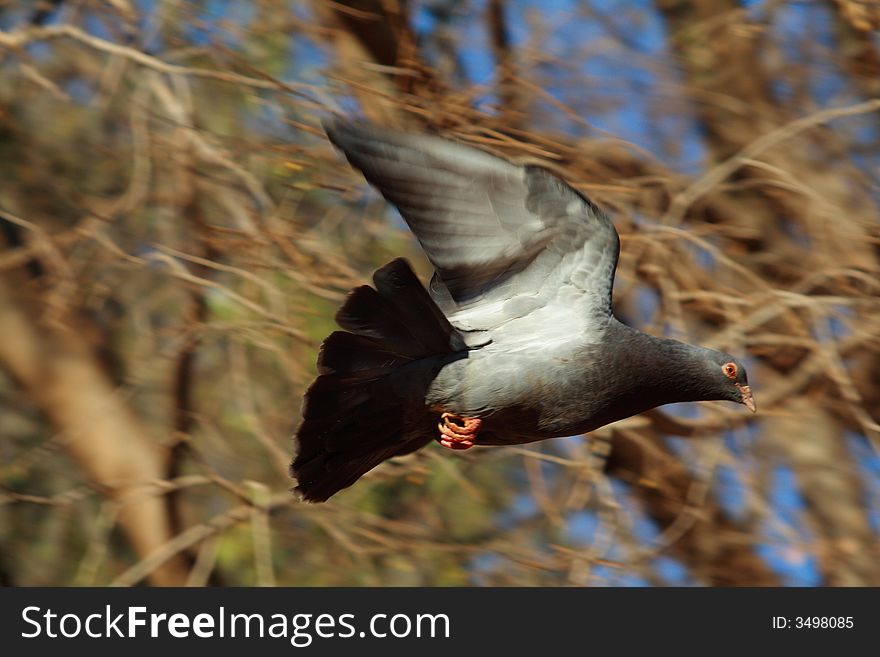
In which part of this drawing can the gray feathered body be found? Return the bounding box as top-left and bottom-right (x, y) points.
(291, 120), (752, 502)
(426, 317), (728, 444)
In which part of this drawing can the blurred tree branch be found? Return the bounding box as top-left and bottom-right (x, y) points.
(0, 278), (188, 586)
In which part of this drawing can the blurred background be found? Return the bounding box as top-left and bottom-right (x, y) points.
(1, 0), (879, 586)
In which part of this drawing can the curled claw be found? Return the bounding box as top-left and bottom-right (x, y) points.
(437, 412), (482, 450)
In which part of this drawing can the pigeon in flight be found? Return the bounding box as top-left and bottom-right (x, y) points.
(291, 120), (755, 502)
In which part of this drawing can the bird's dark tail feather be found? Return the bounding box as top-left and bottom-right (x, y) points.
(291, 258), (463, 502)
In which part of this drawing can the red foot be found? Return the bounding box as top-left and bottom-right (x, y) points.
(437, 412), (481, 450)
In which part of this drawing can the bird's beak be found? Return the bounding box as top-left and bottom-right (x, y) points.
(736, 384), (757, 413)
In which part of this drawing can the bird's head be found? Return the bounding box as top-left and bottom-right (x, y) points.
(703, 351), (756, 413)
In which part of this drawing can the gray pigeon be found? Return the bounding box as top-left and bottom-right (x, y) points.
(291, 119), (755, 502)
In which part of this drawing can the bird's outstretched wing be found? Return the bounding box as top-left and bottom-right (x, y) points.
(324, 119), (620, 329)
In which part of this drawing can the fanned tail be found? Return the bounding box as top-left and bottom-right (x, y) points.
(291, 258), (464, 502)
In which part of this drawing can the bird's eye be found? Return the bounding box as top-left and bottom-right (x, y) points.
(722, 362), (737, 379)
